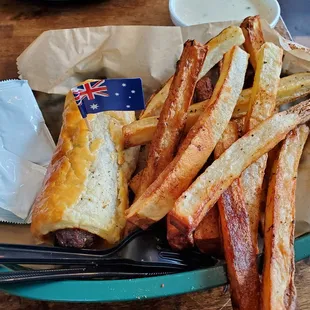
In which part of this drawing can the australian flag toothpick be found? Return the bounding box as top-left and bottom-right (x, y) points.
(71, 78), (145, 119)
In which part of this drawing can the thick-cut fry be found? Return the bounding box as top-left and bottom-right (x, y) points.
(128, 144), (149, 195)
(261, 146), (281, 232)
(167, 214), (193, 250)
(241, 42), (283, 252)
(169, 99), (310, 237)
(240, 15), (265, 69)
(244, 43), (283, 131)
(276, 73), (310, 105)
(193, 206), (221, 256)
(234, 72), (310, 117)
(220, 182), (261, 309)
(139, 77), (173, 119)
(214, 121), (260, 310)
(123, 72), (310, 148)
(169, 176), (221, 253)
(198, 26), (245, 78)
(124, 116), (158, 148)
(126, 46), (249, 228)
(135, 40), (208, 198)
(124, 102), (208, 148)
(138, 26), (245, 119)
(262, 125), (309, 310)
(129, 169), (143, 194)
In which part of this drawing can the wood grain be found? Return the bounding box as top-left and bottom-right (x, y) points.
(0, 0), (172, 80)
(0, 0), (308, 309)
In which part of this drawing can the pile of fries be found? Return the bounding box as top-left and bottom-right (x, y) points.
(124, 16), (310, 309)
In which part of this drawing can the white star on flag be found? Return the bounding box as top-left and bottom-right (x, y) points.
(115, 93), (119, 96)
(126, 105), (131, 108)
(131, 90), (135, 93)
(90, 103), (99, 110)
(122, 83), (126, 87)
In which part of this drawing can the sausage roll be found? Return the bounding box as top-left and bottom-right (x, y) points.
(31, 82), (139, 247)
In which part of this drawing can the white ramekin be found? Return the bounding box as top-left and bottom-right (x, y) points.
(169, 0), (281, 28)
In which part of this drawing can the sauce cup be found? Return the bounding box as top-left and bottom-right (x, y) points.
(169, 0), (280, 28)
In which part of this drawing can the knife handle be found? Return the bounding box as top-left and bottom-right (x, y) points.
(0, 267), (173, 284)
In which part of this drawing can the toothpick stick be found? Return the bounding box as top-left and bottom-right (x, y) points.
(84, 117), (92, 131)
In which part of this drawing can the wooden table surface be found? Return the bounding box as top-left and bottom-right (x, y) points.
(0, 0), (310, 309)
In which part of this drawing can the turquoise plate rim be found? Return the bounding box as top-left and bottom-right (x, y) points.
(0, 233), (309, 302)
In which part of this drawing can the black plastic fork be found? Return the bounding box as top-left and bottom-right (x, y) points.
(0, 228), (215, 270)
(0, 266), (175, 284)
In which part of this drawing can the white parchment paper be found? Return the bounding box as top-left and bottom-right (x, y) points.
(16, 20), (310, 238)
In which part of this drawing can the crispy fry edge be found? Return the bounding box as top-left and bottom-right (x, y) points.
(136, 40), (208, 198)
(126, 46), (249, 228)
(137, 26), (245, 120)
(193, 202), (221, 256)
(123, 73), (310, 148)
(240, 15), (265, 69)
(215, 121), (260, 310)
(241, 42), (283, 253)
(170, 99), (310, 238)
(262, 125), (309, 310)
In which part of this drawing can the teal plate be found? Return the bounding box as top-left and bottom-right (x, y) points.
(0, 233), (309, 302)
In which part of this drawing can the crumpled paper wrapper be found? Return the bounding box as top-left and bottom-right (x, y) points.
(10, 20), (310, 245)
(17, 21), (236, 97)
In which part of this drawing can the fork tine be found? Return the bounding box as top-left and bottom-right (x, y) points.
(159, 250), (182, 259)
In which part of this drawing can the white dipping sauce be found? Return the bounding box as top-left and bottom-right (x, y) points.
(174, 0), (273, 25)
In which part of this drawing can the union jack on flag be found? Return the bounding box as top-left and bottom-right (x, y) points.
(72, 80), (109, 106)
(71, 78), (145, 118)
